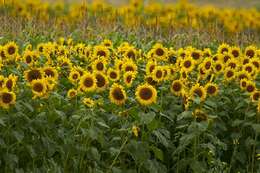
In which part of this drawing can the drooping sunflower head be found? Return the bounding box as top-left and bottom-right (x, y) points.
(170, 80), (183, 96)
(0, 89), (16, 109)
(94, 71), (108, 92)
(245, 45), (257, 58)
(24, 68), (44, 82)
(190, 83), (206, 101)
(205, 83), (218, 96)
(109, 83), (127, 105)
(192, 109), (208, 122)
(123, 71), (136, 87)
(67, 88), (77, 99)
(135, 83), (157, 106)
(79, 72), (96, 92)
(107, 68), (120, 82)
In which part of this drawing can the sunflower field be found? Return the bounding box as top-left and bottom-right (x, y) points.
(0, 0), (260, 172)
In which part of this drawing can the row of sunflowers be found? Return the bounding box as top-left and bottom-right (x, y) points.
(1, 0), (260, 33)
(0, 38), (259, 114)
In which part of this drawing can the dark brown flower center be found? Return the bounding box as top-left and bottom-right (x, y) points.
(33, 83), (44, 92)
(2, 92), (13, 103)
(112, 88), (125, 100)
(139, 88), (153, 100)
(83, 77), (94, 87)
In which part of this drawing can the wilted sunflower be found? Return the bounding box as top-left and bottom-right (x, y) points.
(4, 42), (18, 59)
(0, 89), (16, 109)
(24, 68), (44, 82)
(94, 71), (108, 92)
(170, 80), (183, 96)
(123, 71), (136, 87)
(109, 83), (127, 105)
(135, 83), (157, 106)
(190, 83), (206, 101)
(43, 67), (58, 80)
(152, 66), (165, 82)
(79, 73), (96, 92)
(83, 97), (95, 108)
(67, 88), (77, 99)
(205, 83), (218, 96)
(107, 68), (120, 82)
(31, 79), (47, 98)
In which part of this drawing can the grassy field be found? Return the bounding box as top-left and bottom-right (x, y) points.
(0, 0), (259, 172)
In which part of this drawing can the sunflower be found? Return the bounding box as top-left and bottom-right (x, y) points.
(37, 43), (45, 54)
(217, 43), (230, 55)
(192, 109), (208, 122)
(151, 43), (168, 61)
(0, 46), (7, 61)
(92, 58), (107, 72)
(69, 70), (81, 84)
(240, 79), (248, 91)
(222, 52), (234, 63)
(4, 42), (18, 59)
(107, 68), (120, 82)
(30, 79), (47, 98)
(214, 61), (224, 74)
(109, 83), (127, 105)
(115, 59), (124, 71)
(205, 83), (218, 96)
(226, 58), (239, 70)
(22, 50), (35, 66)
(243, 63), (256, 75)
(190, 83), (207, 101)
(124, 46), (138, 60)
(0, 75), (5, 89)
(4, 74), (18, 91)
(135, 83), (157, 106)
(102, 39), (113, 48)
(181, 56), (195, 73)
(0, 89), (16, 109)
(93, 45), (110, 59)
(67, 88), (77, 99)
(250, 91), (260, 102)
(146, 60), (157, 75)
(245, 45), (257, 58)
(237, 70), (250, 81)
(123, 71), (136, 87)
(170, 80), (183, 96)
(203, 48), (211, 58)
(224, 67), (236, 81)
(250, 58), (260, 71)
(231, 46), (241, 58)
(94, 71), (108, 92)
(83, 97), (95, 108)
(43, 66), (58, 80)
(201, 58), (213, 71)
(246, 80), (256, 93)
(24, 68), (44, 82)
(152, 66), (165, 82)
(79, 73), (96, 92)
(190, 49), (202, 62)
(122, 59), (138, 73)
(145, 75), (158, 86)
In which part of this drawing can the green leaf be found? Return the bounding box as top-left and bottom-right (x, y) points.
(150, 146), (164, 161)
(13, 131), (24, 142)
(152, 130), (169, 148)
(139, 112), (156, 125)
